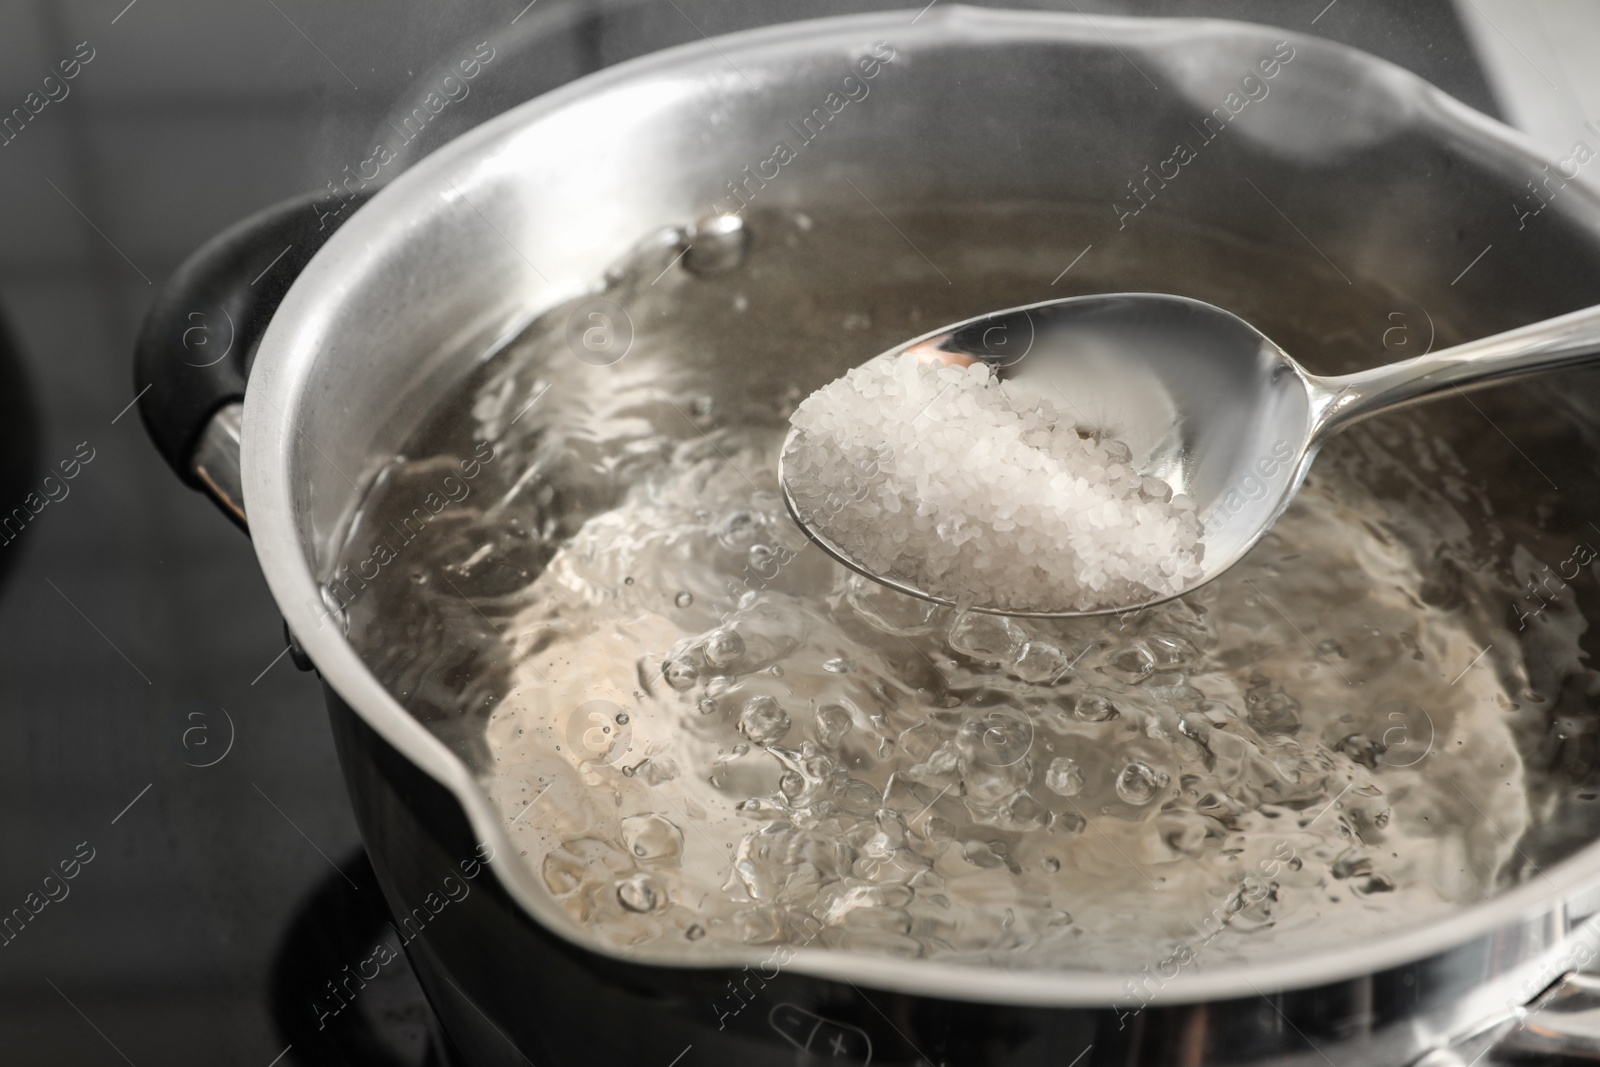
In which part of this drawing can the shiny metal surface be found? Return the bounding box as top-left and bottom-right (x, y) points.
(230, 7), (1600, 1064)
(1315, 299), (1600, 431)
(191, 402), (247, 528)
(1492, 969), (1600, 1060)
(1413, 958), (1600, 1064)
(779, 294), (1600, 616)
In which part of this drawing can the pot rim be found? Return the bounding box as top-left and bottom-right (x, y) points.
(243, 5), (1600, 1007)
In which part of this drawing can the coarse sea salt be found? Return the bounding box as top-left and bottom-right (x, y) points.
(783, 354), (1204, 612)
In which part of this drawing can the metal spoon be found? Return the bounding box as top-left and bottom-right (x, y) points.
(779, 292), (1600, 617)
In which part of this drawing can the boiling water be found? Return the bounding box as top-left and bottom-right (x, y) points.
(330, 204), (1570, 973)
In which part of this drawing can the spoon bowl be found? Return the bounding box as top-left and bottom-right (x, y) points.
(780, 292), (1600, 617)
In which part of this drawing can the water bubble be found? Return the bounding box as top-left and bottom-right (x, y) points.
(874, 807), (909, 848)
(1013, 641), (1070, 684)
(897, 721), (940, 762)
(948, 611), (1025, 664)
(621, 813), (683, 862)
(1000, 791), (1050, 831)
(823, 657), (855, 674)
(624, 576), (635, 585)
(738, 696), (791, 745)
(703, 628), (745, 670)
(697, 697), (718, 716)
(718, 512), (762, 549)
(962, 840), (1008, 869)
(1050, 811), (1086, 835)
(1073, 690), (1119, 723)
(1102, 642), (1155, 684)
(1357, 873), (1396, 895)
(924, 816), (956, 848)
(662, 657), (700, 691)
(906, 742), (962, 788)
(1331, 849), (1372, 881)
(1045, 757), (1085, 797)
(1042, 856), (1061, 873)
(675, 591), (694, 608)
(617, 873), (666, 913)
(1147, 633), (1197, 667)
(685, 923), (706, 941)
(779, 771), (805, 798)
(1244, 674), (1301, 735)
(1116, 762), (1168, 805)
(816, 704), (853, 748)
(748, 543), (777, 575)
(847, 574), (939, 636)
(838, 778), (882, 814)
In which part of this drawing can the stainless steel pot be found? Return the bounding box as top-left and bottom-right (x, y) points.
(135, 8), (1600, 1065)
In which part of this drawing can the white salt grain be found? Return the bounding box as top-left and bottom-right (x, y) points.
(784, 355), (1203, 612)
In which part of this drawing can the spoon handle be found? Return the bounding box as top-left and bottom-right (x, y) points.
(1307, 302), (1600, 440)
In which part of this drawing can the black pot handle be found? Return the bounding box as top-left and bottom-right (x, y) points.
(134, 189), (373, 529)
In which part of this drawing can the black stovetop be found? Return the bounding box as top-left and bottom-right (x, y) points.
(0, 1), (1500, 1063)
